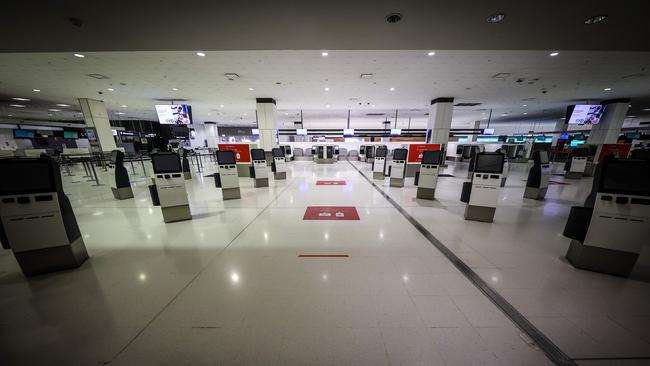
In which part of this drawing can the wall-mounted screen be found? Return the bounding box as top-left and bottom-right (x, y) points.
(343, 128), (354, 136)
(63, 131), (78, 139)
(252, 128), (260, 135)
(155, 104), (192, 125)
(13, 129), (35, 139)
(475, 153), (504, 174)
(421, 150), (441, 165)
(296, 129), (308, 135)
(151, 153), (182, 174)
(483, 128), (495, 135)
(559, 133), (569, 139)
(390, 129), (402, 136)
(567, 104), (606, 125)
(216, 151), (236, 165)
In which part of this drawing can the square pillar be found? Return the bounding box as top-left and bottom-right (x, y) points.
(79, 98), (117, 152)
(427, 98), (454, 147)
(256, 98), (278, 151)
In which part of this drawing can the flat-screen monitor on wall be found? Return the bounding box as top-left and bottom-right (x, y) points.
(13, 129), (35, 139)
(296, 129), (308, 135)
(63, 131), (78, 139)
(343, 128), (354, 136)
(390, 129), (402, 136)
(155, 104), (192, 125)
(567, 104), (606, 125)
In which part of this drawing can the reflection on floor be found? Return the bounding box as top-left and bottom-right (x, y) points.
(1, 157), (649, 365)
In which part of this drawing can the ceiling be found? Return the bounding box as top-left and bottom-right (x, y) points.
(3, 1), (650, 52)
(1, 50), (649, 128)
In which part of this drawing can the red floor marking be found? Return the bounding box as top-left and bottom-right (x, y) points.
(316, 180), (347, 186)
(303, 206), (360, 220)
(298, 254), (350, 258)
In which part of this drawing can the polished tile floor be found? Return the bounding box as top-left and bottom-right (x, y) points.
(1, 157), (649, 365)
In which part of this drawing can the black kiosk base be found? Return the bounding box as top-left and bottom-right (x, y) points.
(566, 240), (639, 278)
(15, 238), (88, 277)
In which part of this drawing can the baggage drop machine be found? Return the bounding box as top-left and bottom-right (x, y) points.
(415, 150), (442, 200)
(565, 147), (588, 179)
(271, 148), (287, 180)
(250, 148), (269, 187)
(462, 152), (505, 222)
(215, 150), (241, 200)
(109, 149), (134, 200)
(314, 144), (336, 164)
(372, 147), (388, 180)
(151, 152), (192, 223)
(524, 150), (551, 200)
(0, 157), (89, 276)
(389, 148), (408, 187)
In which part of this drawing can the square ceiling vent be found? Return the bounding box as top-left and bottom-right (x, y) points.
(454, 102), (482, 107)
(86, 73), (110, 79)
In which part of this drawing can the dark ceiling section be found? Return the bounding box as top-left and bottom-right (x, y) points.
(3, 0), (650, 52)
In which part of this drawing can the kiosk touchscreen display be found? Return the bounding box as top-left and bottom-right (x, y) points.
(422, 150), (441, 165)
(601, 160), (650, 196)
(375, 148), (387, 158)
(475, 153), (504, 174)
(216, 151), (236, 165)
(272, 148), (284, 158)
(110, 150), (119, 164)
(538, 151), (549, 164)
(251, 149), (265, 161)
(572, 148), (588, 157)
(0, 159), (55, 195)
(393, 149), (407, 161)
(151, 154), (182, 174)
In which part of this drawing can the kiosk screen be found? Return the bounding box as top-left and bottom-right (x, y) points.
(151, 153), (182, 174)
(422, 150), (441, 165)
(393, 149), (408, 161)
(110, 150), (119, 164)
(251, 149), (265, 161)
(475, 153), (504, 174)
(0, 159), (55, 195)
(375, 148), (387, 158)
(601, 160), (650, 196)
(572, 148), (588, 157)
(272, 148), (284, 158)
(216, 151), (236, 165)
(538, 151), (549, 164)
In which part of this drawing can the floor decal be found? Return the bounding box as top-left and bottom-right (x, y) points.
(303, 206), (360, 220)
(316, 180), (347, 186)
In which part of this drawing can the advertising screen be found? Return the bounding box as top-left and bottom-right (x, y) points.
(218, 144), (251, 163)
(483, 128), (495, 135)
(252, 129), (260, 135)
(155, 104), (192, 125)
(568, 105), (606, 125)
(407, 144), (441, 163)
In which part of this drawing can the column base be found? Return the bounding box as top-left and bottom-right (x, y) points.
(162, 205), (192, 223)
(464, 205), (496, 222)
(112, 186), (134, 200)
(373, 172), (385, 180)
(523, 186), (547, 200)
(14, 237), (89, 277)
(274, 172), (287, 180)
(254, 178), (269, 188)
(565, 171), (583, 179)
(184, 172), (192, 180)
(222, 187), (241, 200)
(566, 240), (639, 278)
(416, 187), (436, 200)
(390, 178), (404, 187)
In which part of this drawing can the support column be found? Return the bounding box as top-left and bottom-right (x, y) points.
(426, 98), (454, 148)
(587, 99), (630, 145)
(256, 98), (278, 151)
(79, 98), (117, 152)
(203, 123), (219, 148)
(470, 120), (481, 142)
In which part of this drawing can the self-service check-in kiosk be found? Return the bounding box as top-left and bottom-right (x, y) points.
(359, 145), (367, 162)
(280, 145), (293, 161)
(0, 157), (89, 276)
(415, 150), (442, 200)
(151, 152), (192, 223)
(314, 145), (336, 164)
(271, 148), (287, 180)
(524, 150), (551, 200)
(462, 152), (505, 222)
(564, 158), (650, 277)
(389, 148), (408, 187)
(109, 149), (134, 200)
(250, 148), (269, 187)
(180, 148), (192, 180)
(565, 147), (588, 179)
(372, 147), (388, 180)
(215, 150), (241, 200)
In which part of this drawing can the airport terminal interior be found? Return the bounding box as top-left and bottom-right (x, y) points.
(2, 2), (650, 365)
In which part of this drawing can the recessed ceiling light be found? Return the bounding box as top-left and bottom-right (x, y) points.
(550, 52), (559, 57)
(219, 104), (224, 108)
(196, 52), (206, 57)
(12, 97), (30, 101)
(524, 112), (528, 115)
(643, 108), (650, 112)
(121, 105), (127, 108)
(56, 103), (70, 107)
(107, 88), (114, 91)
(321, 52), (329, 57)
(427, 51), (435, 56)
(248, 87), (254, 91)
(10, 104), (26, 108)
(389, 87), (395, 91)
(49, 109), (61, 112)
(584, 14), (607, 25)
(115, 112), (125, 115)
(172, 87), (179, 91)
(628, 104), (632, 107)
(371, 104), (376, 107)
(487, 13), (506, 24)
(74, 53), (85, 58)
(522, 104), (527, 107)
(603, 87), (612, 91)
(326, 104), (330, 108)
(8, 114), (12, 117)
(33, 89), (41, 92)
(285, 112), (289, 115)
(324, 87), (330, 91)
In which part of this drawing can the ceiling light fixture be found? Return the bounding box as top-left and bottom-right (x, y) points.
(326, 104), (330, 108)
(550, 52), (559, 57)
(248, 87), (254, 91)
(172, 87), (179, 91)
(56, 103), (70, 107)
(49, 109), (61, 112)
(321, 52), (329, 57)
(584, 14), (607, 25)
(427, 51), (435, 56)
(74, 53), (85, 58)
(121, 104), (127, 108)
(12, 97), (30, 101)
(219, 104), (224, 108)
(523, 104), (527, 107)
(33, 89), (40, 92)
(487, 13), (506, 23)
(603, 87), (612, 91)
(643, 108), (650, 112)
(115, 112), (125, 115)
(10, 104), (26, 108)
(390, 87), (395, 91)
(196, 51), (206, 57)
(324, 87), (330, 91)
(107, 88), (114, 91)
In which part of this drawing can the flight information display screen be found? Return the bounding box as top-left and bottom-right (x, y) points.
(475, 153), (504, 174)
(421, 150), (441, 165)
(0, 159), (55, 195)
(151, 153), (182, 174)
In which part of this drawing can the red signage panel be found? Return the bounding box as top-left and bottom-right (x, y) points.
(598, 143), (631, 162)
(407, 144), (441, 163)
(316, 180), (347, 186)
(218, 143), (251, 163)
(303, 206), (360, 220)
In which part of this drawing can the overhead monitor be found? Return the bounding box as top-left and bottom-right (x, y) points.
(393, 148), (408, 160)
(572, 147), (589, 157)
(251, 148), (265, 160)
(155, 104), (192, 125)
(601, 159), (650, 196)
(13, 129), (34, 139)
(567, 104), (606, 125)
(483, 128), (495, 135)
(216, 150), (236, 165)
(296, 129), (308, 135)
(63, 131), (78, 139)
(421, 150), (441, 165)
(375, 148), (387, 158)
(0, 158), (55, 195)
(475, 153), (505, 174)
(151, 153), (182, 174)
(272, 148), (284, 158)
(252, 128), (260, 135)
(343, 128), (354, 136)
(559, 133), (569, 139)
(390, 128), (402, 136)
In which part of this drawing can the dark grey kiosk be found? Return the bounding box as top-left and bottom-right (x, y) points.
(250, 148), (269, 187)
(0, 157), (89, 276)
(151, 152), (192, 223)
(271, 148), (287, 180)
(461, 152), (505, 222)
(372, 147), (388, 180)
(524, 150), (551, 200)
(109, 149), (134, 200)
(389, 148), (408, 187)
(215, 150), (241, 200)
(564, 157), (650, 277)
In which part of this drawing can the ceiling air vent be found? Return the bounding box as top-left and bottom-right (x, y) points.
(492, 73), (510, 79)
(360, 74), (374, 79)
(366, 113), (385, 116)
(454, 102), (482, 107)
(224, 73), (240, 80)
(87, 73), (110, 79)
